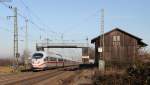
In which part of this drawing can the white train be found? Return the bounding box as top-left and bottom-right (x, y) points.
(31, 51), (77, 71)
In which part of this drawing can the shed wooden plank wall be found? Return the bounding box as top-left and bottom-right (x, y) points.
(94, 30), (138, 67)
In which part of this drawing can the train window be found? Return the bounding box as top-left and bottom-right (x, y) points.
(64, 59), (67, 62)
(32, 53), (43, 59)
(50, 57), (57, 61)
(58, 58), (63, 61)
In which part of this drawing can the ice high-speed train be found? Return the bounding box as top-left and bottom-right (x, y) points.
(31, 51), (77, 71)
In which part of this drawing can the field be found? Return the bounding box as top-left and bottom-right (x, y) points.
(0, 66), (13, 74)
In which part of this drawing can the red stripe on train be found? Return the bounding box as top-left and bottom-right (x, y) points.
(37, 61), (64, 66)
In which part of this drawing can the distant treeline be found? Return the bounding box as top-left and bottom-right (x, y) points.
(0, 58), (13, 66)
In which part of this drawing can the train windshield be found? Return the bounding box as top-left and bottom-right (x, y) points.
(32, 53), (43, 59)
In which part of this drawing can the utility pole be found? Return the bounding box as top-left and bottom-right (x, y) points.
(24, 19), (28, 69)
(101, 9), (105, 60)
(61, 33), (64, 43)
(7, 6), (19, 71)
(86, 37), (89, 56)
(98, 9), (105, 71)
(61, 33), (64, 58)
(8, 7), (20, 70)
(46, 38), (50, 52)
(25, 19), (28, 52)
(14, 7), (19, 70)
(8, 7), (19, 70)
(86, 37), (89, 61)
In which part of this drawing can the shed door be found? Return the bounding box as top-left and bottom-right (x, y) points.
(112, 46), (121, 62)
(112, 35), (121, 63)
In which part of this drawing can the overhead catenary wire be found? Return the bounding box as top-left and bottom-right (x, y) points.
(63, 9), (102, 34)
(0, 15), (27, 40)
(19, 0), (61, 35)
(19, 0), (100, 44)
(17, 10), (62, 41)
(0, 14), (35, 43)
(2, 1), (100, 43)
(1, 2), (60, 40)
(0, 26), (36, 46)
(1, 2), (93, 44)
(1, 2), (67, 60)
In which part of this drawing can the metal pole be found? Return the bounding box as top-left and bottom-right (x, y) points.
(86, 38), (89, 63)
(25, 19), (28, 52)
(101, 9), (104, 60)
(14, 7), (19, 69)
(98, 9), (105, 71)
(46, 38), (49, 52)
(13, 9), (16, 70)
(25, 19), (28, 69)
(86, 38), (89, 54)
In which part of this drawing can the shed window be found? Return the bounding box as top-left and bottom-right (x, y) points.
(113, 36), (120, 41)
(113, 36), (120, 46)
(117, 36), (120, 41)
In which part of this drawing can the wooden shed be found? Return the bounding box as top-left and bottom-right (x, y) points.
(91, 28), (147, 67)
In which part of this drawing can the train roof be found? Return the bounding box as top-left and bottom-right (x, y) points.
(33, 51), (63, 58)
(33, 51), (46, 55)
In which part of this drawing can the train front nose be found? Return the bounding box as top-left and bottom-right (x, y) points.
(31, 52), (45, 69)
(32, 59), (40, 64)
(32, 59), (45, 69)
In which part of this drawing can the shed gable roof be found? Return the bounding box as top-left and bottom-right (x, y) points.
(91, 28), (147, 47)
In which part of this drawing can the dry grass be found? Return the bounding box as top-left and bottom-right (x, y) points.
(0, 66), (13, 73)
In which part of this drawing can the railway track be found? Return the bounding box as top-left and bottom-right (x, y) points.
(0, 66), (78, 85)
(4, 70), (64, 85)
(0, 72), (35, 82)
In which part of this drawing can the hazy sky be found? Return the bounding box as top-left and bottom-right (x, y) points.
(0, 0), (150, 58)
